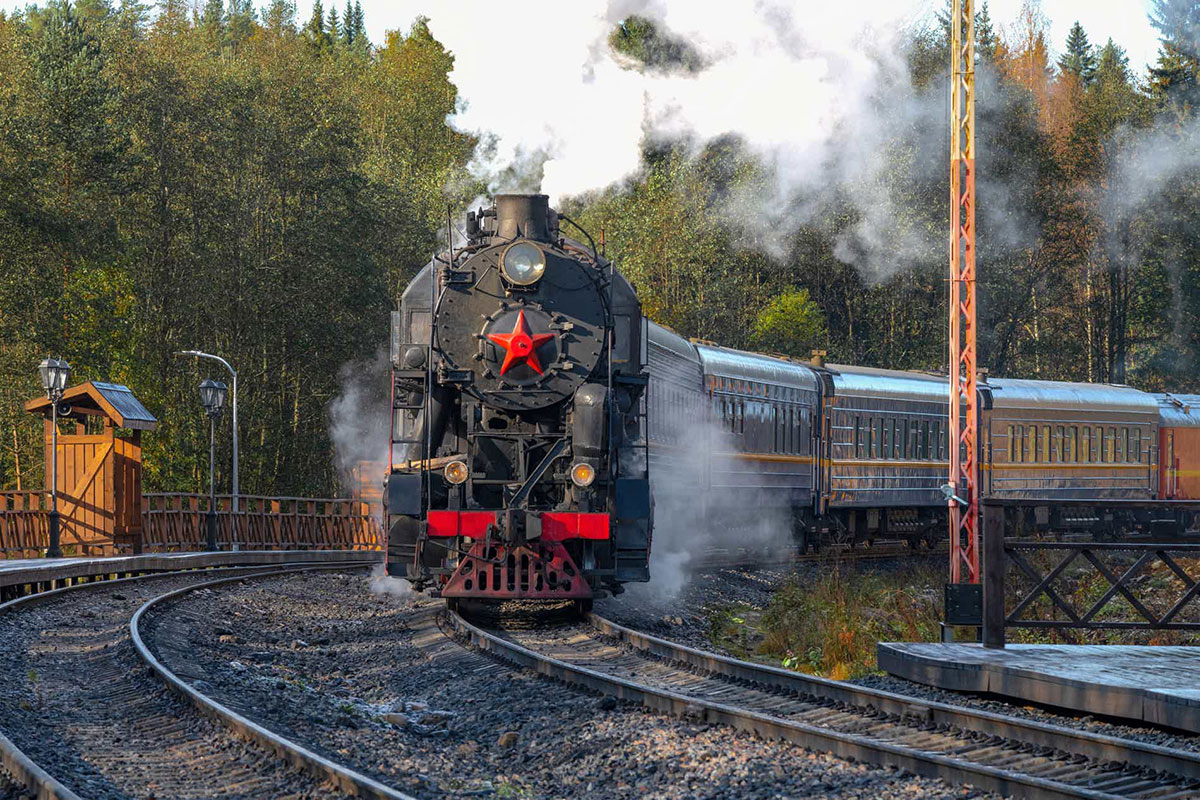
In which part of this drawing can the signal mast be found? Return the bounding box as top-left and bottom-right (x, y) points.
(948, 0), (979, 584)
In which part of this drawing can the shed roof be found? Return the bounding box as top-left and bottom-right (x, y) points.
(25, 381), (159, 431)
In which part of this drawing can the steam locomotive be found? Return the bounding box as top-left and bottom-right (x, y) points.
(386, 194), (1200, 607)
(385, 195), (651, 610)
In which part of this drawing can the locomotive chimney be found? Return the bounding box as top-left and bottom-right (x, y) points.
(494, 194), (553, 243)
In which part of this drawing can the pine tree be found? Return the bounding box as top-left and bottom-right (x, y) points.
(341, 0), (353, 47)
(1148, 0), (1199, 111)
(1095, 38), (1131, 85)
(352, 0), (365, 47)
(226, 0), (254, 44)
(1058, 21), (1097, 84)
(326, 5), (339, 44)
(199, 0), (223, 33)
(263, 0), (295, 34)
(976, 1), (997, 62)
(304, 0), (324, 42)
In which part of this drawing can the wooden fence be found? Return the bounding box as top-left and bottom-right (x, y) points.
(1, 491), (383, 558)
(0, 492), (51, 558)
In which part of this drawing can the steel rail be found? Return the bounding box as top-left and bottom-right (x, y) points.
(131, 567), (418, 800)
(590, 614), (1200, 782)
(0, 561), (349, 800)
(447, 609), (1200, 800)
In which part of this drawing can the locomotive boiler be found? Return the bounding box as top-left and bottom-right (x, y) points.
(385, 195), (651, 609)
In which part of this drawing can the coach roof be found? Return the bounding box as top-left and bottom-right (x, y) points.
(696, 344), (819, 391)
(989, 378), (1158, 415)
(826, 364), (949, 404)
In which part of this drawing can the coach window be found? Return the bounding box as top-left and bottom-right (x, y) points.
(1131, 428), (1142, 462)
(1116, 428), (1126, 462)
(1054, 426), (1064, 462)
(882, 419), (892, 459)
(1106, 427), (1116, 462)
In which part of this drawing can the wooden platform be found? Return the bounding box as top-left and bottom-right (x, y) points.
(0, 550), (380, 590)
(878, 642), (1200, 733)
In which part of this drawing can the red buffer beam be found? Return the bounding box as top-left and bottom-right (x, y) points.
(949, 0), (979, 584)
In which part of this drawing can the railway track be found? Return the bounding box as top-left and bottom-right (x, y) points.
(448, 608), (1200, 800)
(0, 561), (399, 800)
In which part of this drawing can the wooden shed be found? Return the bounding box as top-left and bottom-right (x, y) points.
(25, 382), (158, 554)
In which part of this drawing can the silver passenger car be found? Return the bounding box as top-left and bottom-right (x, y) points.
(984, 379), (1158, 502)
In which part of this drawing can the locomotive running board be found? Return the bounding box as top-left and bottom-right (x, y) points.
(441, 539), (591, 599)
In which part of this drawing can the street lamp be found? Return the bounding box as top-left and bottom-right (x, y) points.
(199, 378), (227, 552)
(177, 351), (238, 547)
(38, 357), (71, 558)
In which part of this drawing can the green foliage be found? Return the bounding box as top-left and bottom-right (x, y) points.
(1058, 21), (1097, 84)
(608, 15), (704, 73)
(750, 291), (827, 359)
(757, 564), (943, 679)
(0, 6), (474, 494)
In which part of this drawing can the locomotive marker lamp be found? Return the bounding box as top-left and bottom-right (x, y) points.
(501, 241), (546, 285)
(38, 357), (72, 558)
(570, 462), (596, 487)
(444, 459), (469, 485)
(199, 378), (227, 552)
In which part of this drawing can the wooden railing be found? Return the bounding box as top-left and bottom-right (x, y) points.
(0, 491), (383, 558)
(0, 492), (51, 558)
(142, 494), (382, 552)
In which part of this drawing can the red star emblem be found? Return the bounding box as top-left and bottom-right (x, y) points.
(487, 310), (555, 375)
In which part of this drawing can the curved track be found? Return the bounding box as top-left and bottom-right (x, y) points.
(0, 562), (381, 800)
(130, 570), (416, 800)
(448, 609), (1200, 800)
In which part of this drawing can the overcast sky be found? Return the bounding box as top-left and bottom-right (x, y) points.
(325, 0), (1166, 77)
(0, 1), (1167, 76)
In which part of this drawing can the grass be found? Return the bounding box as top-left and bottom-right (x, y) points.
(707, 553), (1200, 681)
(709, 561), (944, 680)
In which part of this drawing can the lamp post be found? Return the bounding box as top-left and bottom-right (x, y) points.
(177, 351), (238, 548)
(199, 378), (227, 552)
(38, 357), (71, 558)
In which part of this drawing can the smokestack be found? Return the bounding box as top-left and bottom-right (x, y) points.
(494, 194), (552, 242)
(811, 349), (827, 368)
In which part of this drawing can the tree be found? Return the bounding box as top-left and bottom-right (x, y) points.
(750, 291), (828, 359)
(1148, 0), (1199, 112)
(976, 2), (998, 62)
(326, 5), (338, 45)
(1058, 21), (1097, 84)
(303, 0), (328, 49)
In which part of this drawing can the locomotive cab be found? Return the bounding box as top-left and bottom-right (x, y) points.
(386, 195), (651, 605)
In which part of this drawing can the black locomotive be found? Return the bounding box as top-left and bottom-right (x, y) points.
(385, 195), (651, 607)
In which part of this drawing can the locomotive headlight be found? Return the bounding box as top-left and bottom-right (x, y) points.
(444, 460), (469, 485)
(570, 462), (596, 487)
(501, 241), (546, 285)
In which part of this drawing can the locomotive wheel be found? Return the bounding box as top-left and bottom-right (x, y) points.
(572, 599), (593, 619)
(445, 597), (461, 615)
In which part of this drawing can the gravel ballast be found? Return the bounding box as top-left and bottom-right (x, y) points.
(0, 570), (347, 800)
(142, 569), (994, 799)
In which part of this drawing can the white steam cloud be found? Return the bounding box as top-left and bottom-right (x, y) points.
(415, 1), (939, 276)
(328, 348), (390, 514)
(632, 418), (791, 601)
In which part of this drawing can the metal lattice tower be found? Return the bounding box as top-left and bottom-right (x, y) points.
(949, 0), (979, 584)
